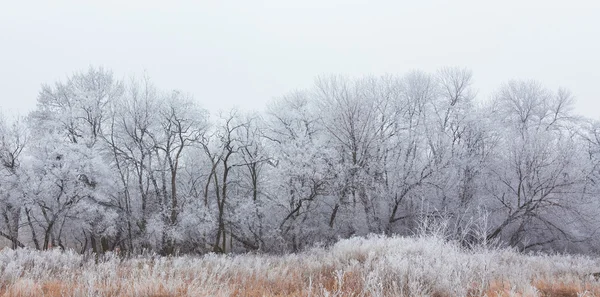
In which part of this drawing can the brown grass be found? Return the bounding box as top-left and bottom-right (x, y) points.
(2, 269), (599, 297)
(479, 280), (600, 297)
(2, 236), (600, 297)
(534, 280), (600, 297)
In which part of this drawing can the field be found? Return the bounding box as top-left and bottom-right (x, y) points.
(1, 235), (599, 297)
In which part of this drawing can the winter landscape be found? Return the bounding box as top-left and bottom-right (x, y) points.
(1, 235), (600, 297)
(3, 1), (600, 296)
(1, 66), (600, 296)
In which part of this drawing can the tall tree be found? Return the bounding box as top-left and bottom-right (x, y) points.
(484, 81), (592, 250)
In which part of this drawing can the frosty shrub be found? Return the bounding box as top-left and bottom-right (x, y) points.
(1, 235), (600, 296)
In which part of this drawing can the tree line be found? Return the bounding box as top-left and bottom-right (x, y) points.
(1, 66), (599, 255)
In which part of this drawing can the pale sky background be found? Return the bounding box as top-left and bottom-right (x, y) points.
(1, 0), (599, 119)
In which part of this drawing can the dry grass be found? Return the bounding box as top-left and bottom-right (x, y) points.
(1, 235), (600, 297)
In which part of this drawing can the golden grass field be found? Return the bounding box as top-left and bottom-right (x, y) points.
(1, 235), (599, 296)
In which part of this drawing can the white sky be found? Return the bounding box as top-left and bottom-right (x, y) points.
(1, 0), (599, 119)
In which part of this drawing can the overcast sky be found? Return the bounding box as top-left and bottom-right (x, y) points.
(1, 0), (599, 119)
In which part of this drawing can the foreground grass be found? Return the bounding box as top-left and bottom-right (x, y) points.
(1, 235), (600, 296)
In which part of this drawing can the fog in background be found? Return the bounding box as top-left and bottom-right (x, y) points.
(1, 0), (599, 117)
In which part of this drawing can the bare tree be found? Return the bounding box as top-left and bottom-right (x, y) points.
(264, 92), (334, 251)
(152, 92), (208, 254)
(484, 81), (590, 250)
(0, 116), (27, 248)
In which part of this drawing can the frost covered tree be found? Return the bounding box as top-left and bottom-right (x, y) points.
(150, 92), (208, 254)
(24, 67), (122, 252)
(101, 76), (210, 254)
(483, 81), (595, 250)
(1, 66), (599, 254)
(0, 116), (27, 248)
(264, 92), (336, 251)
(21, 136), (116, 251)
